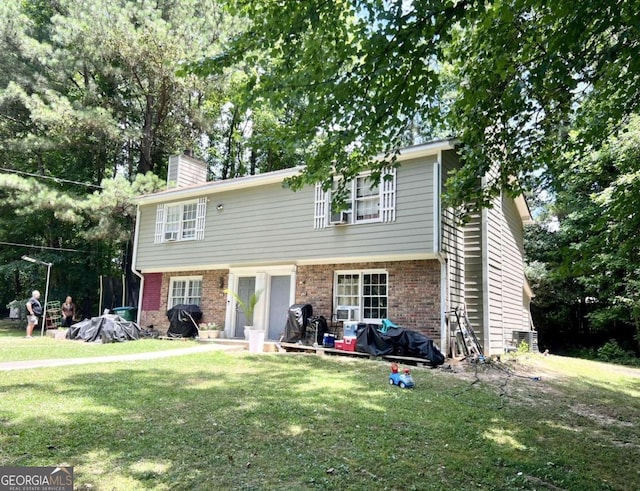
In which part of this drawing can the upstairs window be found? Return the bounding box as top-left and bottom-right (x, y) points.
(155, 197), (207, 243)
(314, 169), (396, 229)
(354, 175), (380, 221)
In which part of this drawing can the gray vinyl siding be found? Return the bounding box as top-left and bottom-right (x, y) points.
(135, 156), (439, 271)
(500, 196), (529, 340)
(486, 198), (505, 355)
(167, 155), (207, 189)
(463, 193), (530, 356)
(440, 150), (464, 312)
(463, 213), (484, 343)
(484, 193), (530, 354)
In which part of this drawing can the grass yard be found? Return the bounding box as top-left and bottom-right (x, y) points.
(0, 320), (197, 362)
(0, 320), (639, 490)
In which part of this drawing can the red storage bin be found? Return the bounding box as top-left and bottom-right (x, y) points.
(342, 337), (357, 351)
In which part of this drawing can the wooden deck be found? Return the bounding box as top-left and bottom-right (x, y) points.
(279, 342), (437, 367)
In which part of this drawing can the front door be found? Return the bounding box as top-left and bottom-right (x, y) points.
(234, 277), (256, 338)
(268, 275), (291, 340)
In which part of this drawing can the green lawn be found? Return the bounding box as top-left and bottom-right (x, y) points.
(0, 320), (638, 490)
(0, 320), (199, 362)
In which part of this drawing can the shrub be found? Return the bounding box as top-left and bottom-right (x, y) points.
(597, 339), (633, 362)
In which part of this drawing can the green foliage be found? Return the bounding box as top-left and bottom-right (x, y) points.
(212, 0), (459, 203)
(223, 288), (262, 325)
(527, 115), (640, 352)
(0, 0), (240, 313)
(596, 339), (639, 365)
(200, 1), (640, 218)
(517, 341), (530, 354)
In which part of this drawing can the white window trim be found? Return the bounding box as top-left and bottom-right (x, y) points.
(168, 276), (203, 309)
(154, 197), (207, 244)
(334, 269), (388, 323)
(314, 168), (396, 230)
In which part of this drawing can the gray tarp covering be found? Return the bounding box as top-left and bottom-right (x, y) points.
(66, 314), (140, 343)
(282, 304), (313, 342)
(166, 304), (202, 338)
(356, 325), (446, 366)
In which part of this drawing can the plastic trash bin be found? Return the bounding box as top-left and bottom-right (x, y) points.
(113, 307), (137, 321)
(247, 329), (265, 353)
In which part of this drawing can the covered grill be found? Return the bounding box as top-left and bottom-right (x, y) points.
(166, 304), (203, 338)
(282, 304), (313, 342)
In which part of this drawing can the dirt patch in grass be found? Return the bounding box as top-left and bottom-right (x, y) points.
(466, 354), (640, 449)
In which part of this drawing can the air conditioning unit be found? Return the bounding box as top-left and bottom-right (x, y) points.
(335, 306), (359, 321)
(164, 231), (178, 241)
(330, 211), (349, 225)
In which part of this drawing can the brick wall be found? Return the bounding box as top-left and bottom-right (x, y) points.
(296, 259), (441, 339)
(139, 260), (442, 339)
(139, 270), (228, 333)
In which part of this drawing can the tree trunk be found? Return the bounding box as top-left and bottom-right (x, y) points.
(138, 94), (155, 174)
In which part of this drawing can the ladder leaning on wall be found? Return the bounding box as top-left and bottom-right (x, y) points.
(451, 305), (485, 362)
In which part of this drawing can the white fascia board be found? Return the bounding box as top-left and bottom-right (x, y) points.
(137, 253), (443, 274)
(514, 194), (533, 224)
(135, 166), (304, 205)
(394, 139), (458, 162)
(295, 252), (441, 266)
(136, 139), (459, 206)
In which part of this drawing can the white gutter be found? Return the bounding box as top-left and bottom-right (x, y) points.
(436, 253), (449, 356)
(394, 138), (458, 162)
(435, 149), (449, 356)
(136, 139), (459, 206)
(136, 166), (304, 205)
(481, 202), (491, 357)
(131, 204), (144, 325)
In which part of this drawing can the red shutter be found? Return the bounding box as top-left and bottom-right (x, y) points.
(142, 273), (162, 311)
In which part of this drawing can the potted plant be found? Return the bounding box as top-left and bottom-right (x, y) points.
(198, 322), (222, 339)
(224, 288), (263, 339)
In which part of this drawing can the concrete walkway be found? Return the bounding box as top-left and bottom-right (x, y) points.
(0, 343), (243, 371)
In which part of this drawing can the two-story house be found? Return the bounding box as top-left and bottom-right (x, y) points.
(131, 139), (534, 356)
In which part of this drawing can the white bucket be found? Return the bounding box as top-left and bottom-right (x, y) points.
(247, 329), (265, 353)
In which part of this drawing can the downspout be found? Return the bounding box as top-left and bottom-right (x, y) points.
(130, 204), (144, 325)
(435, 151), (449, 355)
(481, 194), (491, 357)
(436, 253), (449, 356)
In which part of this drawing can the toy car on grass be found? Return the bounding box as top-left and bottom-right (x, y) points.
(389, 370), (415, 389)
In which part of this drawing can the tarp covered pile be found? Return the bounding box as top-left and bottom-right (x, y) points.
(66, 314), (140, 343)
(282, 304), (313, 342)
(166, 304), (202, 338)
(356, 325), (445, 366)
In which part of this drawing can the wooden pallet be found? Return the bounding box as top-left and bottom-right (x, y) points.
(279, 342), (437, 367)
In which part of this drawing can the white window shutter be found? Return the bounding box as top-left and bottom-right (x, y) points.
(314, 183), (328, 229)
(380, 168), (396, 222)
(154, 204), (165, 243)
(196, 197), (207, 240)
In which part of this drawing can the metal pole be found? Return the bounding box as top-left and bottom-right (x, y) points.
(40, 263), (52, 337)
